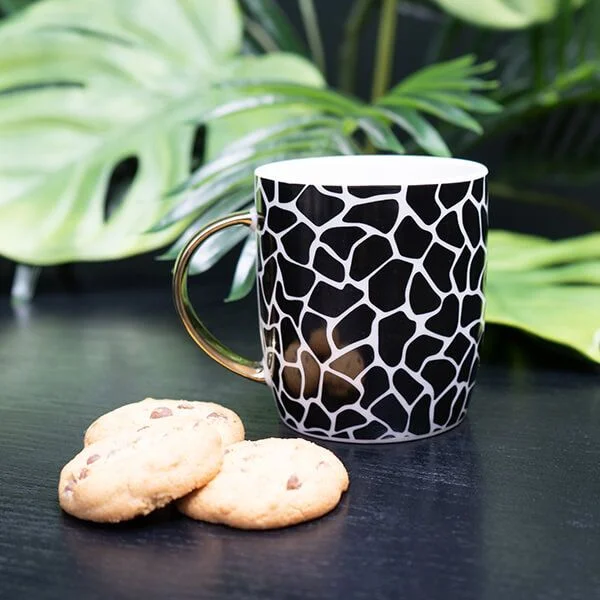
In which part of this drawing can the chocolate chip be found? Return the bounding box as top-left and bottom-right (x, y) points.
(286, 474), (302, 490)
(207, 412), (228, 421)
(150, 407), (173, 419)
(79, 468), (89, 480)
(86, 454), (101, 465)
(178, 403), (194, 410)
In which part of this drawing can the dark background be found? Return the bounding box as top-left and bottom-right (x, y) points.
(0, 0), (598, 297)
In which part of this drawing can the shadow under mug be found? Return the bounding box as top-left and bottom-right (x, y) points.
(173, 155), (489, 444)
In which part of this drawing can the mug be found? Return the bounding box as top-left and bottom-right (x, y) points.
(173, 155), (488, 443)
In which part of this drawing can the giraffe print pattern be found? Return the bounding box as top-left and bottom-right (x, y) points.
(255, 176), (488, 443)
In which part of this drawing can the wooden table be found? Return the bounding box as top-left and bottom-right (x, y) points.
(1, 286), (599, 600)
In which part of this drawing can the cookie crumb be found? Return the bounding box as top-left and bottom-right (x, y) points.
(177, 403), (194, 410)
(286, 474), (302, 490)
(150, 407), (173, 419)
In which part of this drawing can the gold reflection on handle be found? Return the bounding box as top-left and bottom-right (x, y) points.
(172, 210), (265, 383)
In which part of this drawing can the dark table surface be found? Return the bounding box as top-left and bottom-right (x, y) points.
(0, 284), (599, 600)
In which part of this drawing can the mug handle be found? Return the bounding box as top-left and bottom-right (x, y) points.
(172, 210), (266, 384)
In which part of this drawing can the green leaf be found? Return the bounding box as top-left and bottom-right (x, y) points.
(357, 116), (406, 153)
(376, 106), (451, 156)
(182, 224), (250, 276)
(424, 92), (503, 114)
(159, 189), (253, 259)
(488, 231), (600, 271)
(486, 275), (600, 363)
(0, 0), (38, 15)
(239, 0), (307, 55)
(205, 53), (325, 159)
(226, 233), (257, 302)
(0, 0), (323, 265)
(211, 114), (341, 154)
(212, 81), (364, 115)
(486, 230), (600, 363)
(161, 136), (342, 228)
(432, 0), (587, 30)
(378, 96), (484, 133)
(391, 55), (497, 94)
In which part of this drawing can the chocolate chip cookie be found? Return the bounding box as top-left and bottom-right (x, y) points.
(84, 398), (244, 447)
(59, 418), (223, 523)
(177, 438), (349, 529)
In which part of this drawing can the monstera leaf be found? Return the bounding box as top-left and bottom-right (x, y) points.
(432, 0), (587, 29)
(0, 0), (322, 265)
(486, 231), (600, 362)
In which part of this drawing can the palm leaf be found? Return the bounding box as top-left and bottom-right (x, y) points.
(160, 55), (497, 282)
(466, 0), (600, 184)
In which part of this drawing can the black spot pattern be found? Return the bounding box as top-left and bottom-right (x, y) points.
(278, 256), (315, 298)
(296, 186), (344, 226)
(281, 223), (315, 265)
(321, 226), (366, 260)
(309, 282), (362, 318)
(379, 311), (416, 367)
(424, 243), (456, 293)
(314, 247), (345, 282)
(394, 216), (433, 259)
(372, 395), (409, 433)
(436, 212), (464, 248)
(343, 199), (398, 233)
(256, 177), (487, 442)
(350, 236), (393, 281)
(409, 272), (442, 315)
(368, 260), (412, 312)
(405, 335), (444, 372)
(406, 185), (440, 225)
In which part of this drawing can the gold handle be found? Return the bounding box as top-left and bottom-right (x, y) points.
(172, 210), (265, 383)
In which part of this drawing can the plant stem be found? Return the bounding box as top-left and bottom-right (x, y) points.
(556, 0), (572, 73)
(426, 16), (460, 64)
(371, 0), (398, 102)
(298, 0), (326, 77)
(244, 16), (280, 53)
(339, 0), (376, 94)
(529, 25), (545, 90)
(11, 264), (41, 303)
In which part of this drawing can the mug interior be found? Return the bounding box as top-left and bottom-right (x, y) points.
(255, 155), (488, 186)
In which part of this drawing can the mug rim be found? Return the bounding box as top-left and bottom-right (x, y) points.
(255, 154), (488, 187)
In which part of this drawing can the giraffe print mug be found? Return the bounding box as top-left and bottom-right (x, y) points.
(173, 155), (489, 443)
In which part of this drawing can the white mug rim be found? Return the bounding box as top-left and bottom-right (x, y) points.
(255, 154), (488, 187)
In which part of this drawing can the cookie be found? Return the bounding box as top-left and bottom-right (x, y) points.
(84, 398), (244, 447)
(177, 438), (349, 529)
(59, 418), (223, 523)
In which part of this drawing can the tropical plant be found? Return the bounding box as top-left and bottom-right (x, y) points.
(0, 0), (598, 363)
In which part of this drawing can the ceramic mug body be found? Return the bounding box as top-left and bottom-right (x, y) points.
(253, 156), (488, 442)
(173, 155), (488, 443)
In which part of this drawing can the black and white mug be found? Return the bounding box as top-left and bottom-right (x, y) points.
(173, 155), (489, 443)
